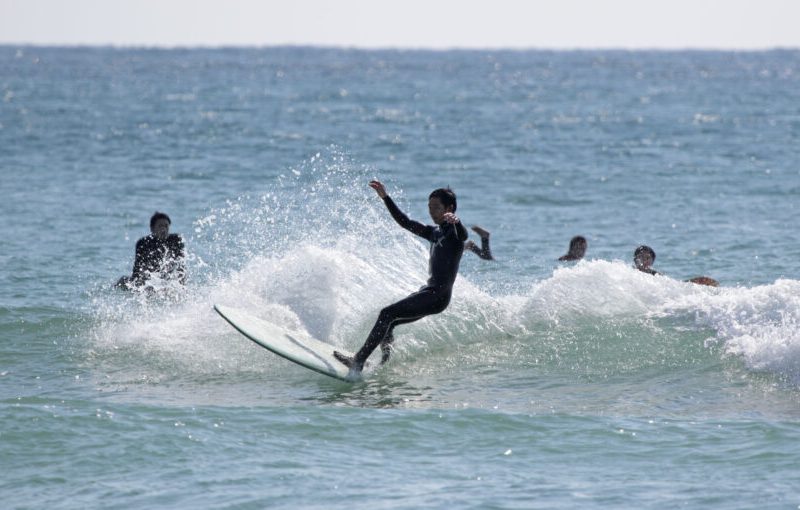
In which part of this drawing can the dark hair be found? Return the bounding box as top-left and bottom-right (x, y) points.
(429, 187), (457, 212)
(150, 212), (171, 229)
(634, 245), (656, 261)
(570, 236), (587, 250)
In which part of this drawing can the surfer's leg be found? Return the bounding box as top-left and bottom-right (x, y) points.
(380, 332), (394, 364)
(352, 289), (449, 368)
(380, 316), (422, 364)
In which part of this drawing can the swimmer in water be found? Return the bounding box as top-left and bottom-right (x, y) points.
(558, 235), (587, 262)
(634, 244), (719, 286)
(117, 211), (185, 290)
(634, 245), (658, 275)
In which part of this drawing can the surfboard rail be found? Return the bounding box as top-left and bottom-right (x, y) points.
(214, 304), (357, 382)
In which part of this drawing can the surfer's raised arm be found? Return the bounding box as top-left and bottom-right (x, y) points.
(369, 179), (388, 198)
(370, 180), (431, 239)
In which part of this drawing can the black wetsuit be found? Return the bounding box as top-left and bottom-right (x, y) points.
(119, 233), (185, 288)
(352, 196), (468, 366)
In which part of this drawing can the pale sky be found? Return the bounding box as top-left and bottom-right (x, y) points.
(1, 0), (799, 49)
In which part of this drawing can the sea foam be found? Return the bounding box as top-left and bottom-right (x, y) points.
(87, 156), (800, 386)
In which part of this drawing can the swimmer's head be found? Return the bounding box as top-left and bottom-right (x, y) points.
(558, 235), (587, 261)
(150, 211), (171, 240)
(568, 236), (587, 258)
(634, 245), (656, 270)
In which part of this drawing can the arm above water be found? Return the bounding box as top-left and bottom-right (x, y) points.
(466, 237), (493, 260)
(370, 180), (432, 239)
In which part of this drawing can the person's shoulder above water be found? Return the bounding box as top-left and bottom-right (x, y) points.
(559, 235), (587, 262)
(166, 232), (184, 248)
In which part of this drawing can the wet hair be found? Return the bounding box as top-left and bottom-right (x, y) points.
(150, 212), (172, 229)
(634, 245), (656, 261)
(569, 236), (587, 252)
(429, 187), (457, 212)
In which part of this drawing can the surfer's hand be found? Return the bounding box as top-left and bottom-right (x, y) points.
(369, 180), (387, 198)
(442, 212), (459, 224)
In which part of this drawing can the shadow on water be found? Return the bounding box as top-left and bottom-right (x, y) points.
(303, 375), (435, 409)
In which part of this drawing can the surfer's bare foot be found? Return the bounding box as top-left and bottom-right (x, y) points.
(334, 351), (366, 372)
(471, 225), (490, 238)
(380, 343), (392, 365)
(334, 351), (355, 368)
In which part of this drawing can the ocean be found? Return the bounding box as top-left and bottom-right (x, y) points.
(1, 46), (799, 508)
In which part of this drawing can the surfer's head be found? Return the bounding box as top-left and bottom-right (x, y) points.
(428, 188), (457, 224)
(634, 245), (656, 271)
(560, 235), (587, 261)
(150, 211), (171, 240)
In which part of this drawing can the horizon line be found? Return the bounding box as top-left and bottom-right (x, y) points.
(4, 42), (800, 53)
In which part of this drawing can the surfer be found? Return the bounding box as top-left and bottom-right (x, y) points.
(465, 225), (494, 260)
(634, 245), (719, 286)
(634, 245), (658, 275)
(116, 212), (186, 290)
(334, 180), (468, 373)
(558, 235), (587, 261)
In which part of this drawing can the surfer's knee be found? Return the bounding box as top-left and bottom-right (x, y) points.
(377, 306), (399, 325)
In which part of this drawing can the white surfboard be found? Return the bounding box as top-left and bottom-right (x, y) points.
(214, 304), (357, 382)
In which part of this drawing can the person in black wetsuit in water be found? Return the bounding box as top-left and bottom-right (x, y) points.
(334, 180), (469, 374)
(633, 244), (658, 275)
(117, 212), (186, 290)
(634, 244), (719, 286)
(558, 235), (587, 262)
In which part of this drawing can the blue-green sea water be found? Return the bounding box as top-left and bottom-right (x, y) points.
(2, 46), (800, 508)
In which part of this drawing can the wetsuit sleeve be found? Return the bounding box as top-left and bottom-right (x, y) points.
(383, 196), (434, 241)
(480, 235), (493, 260)
(131, 238), (147, 282)
(172, 235), (187, 284)
(469, 235), (493, 260)
(454, 221), (468, 242)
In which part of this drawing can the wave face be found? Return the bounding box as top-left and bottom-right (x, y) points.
(83, 156), (800, 406)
